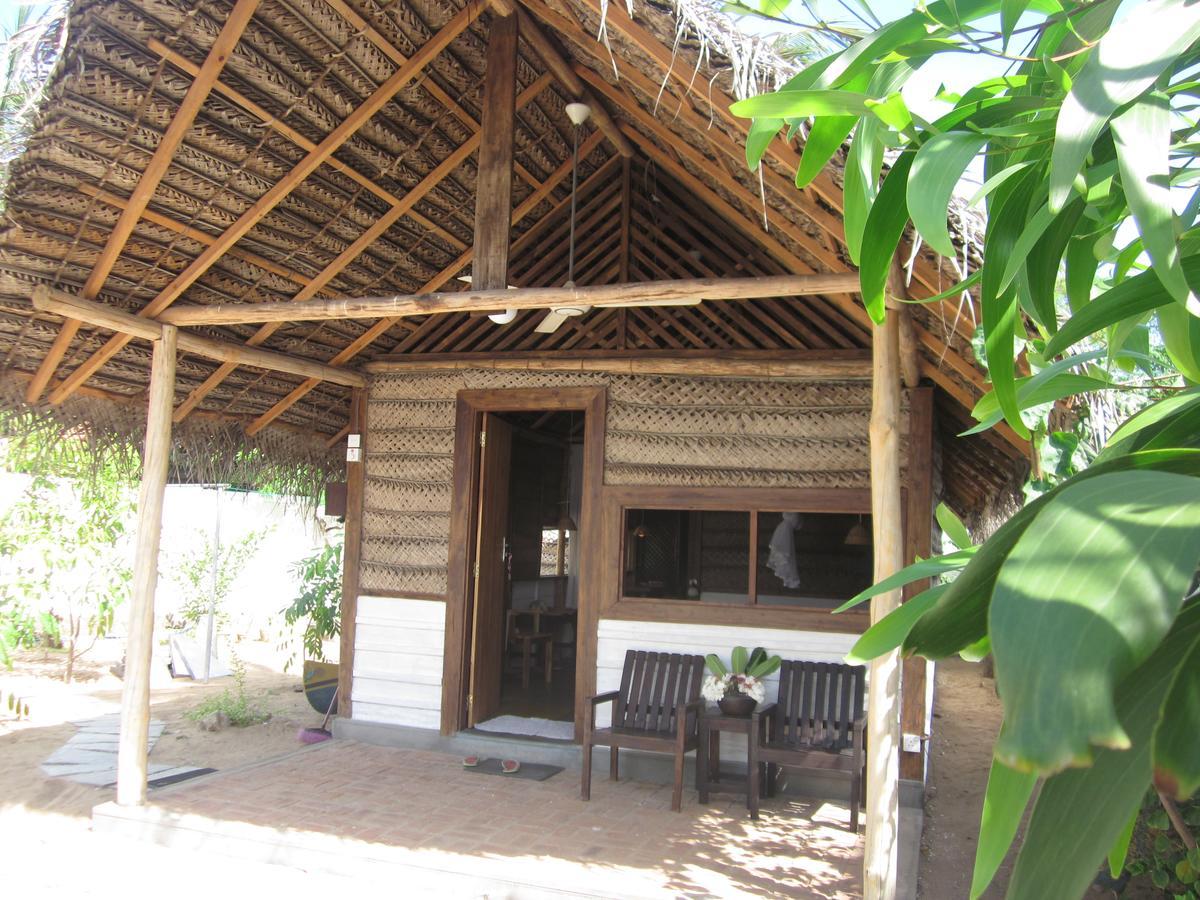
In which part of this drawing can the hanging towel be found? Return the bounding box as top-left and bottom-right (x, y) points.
(767, 512), (802, 589)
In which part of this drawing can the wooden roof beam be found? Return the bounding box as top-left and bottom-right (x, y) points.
(43, 1), (484, 407)
(170, 71), (554, 423)
(511, 7), (633, 158)
(147, 37), (468, 252)
(26, 0), (262, 403)
(241, 128), (608, 435)
(32, 286), (365, 389)
(161, 273), (861, 326)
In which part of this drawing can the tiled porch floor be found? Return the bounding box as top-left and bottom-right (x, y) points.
(94, 739), (863, 898)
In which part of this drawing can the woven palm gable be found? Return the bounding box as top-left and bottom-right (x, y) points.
(0, 0), (1023, 515)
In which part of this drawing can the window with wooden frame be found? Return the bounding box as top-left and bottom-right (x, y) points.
(604, 486), (894, 627)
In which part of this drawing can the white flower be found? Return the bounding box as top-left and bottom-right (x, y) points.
(701, 674), (730, 702)
(738, 675), (766, 704)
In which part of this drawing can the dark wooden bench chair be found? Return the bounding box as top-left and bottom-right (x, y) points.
(582, 650), (706, 812)
(748, 660), (866, 830)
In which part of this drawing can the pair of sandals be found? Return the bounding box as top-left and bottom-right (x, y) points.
(462, 755), (520, 773)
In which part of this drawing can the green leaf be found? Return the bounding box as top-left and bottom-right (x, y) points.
(1099, 389), (1200, 461)
(1064, 236), (1098, 312)
(746, 116), (784, 171)
(843, 117), (881, 265)
(999, 0), (1032, 48)
(970, 757), (1038, 899)
(966, 161), (1035, 207)
(1108, 806), (1138, 879)
(1044, 254), (1200, 358)
(834, 548), (975, 613)
(967, 372), (1114, 434)
(1006, 601), (1200, 899)
(936, 503), (973, 551)
(864, 92), (913, 132)
(991, 471), (1200, 773)
(859, 149), (916, 323)
(1113, 91), (1196, 311)
(908, 132), (988, 258)
(731, 645), (749, 675)
(730, 90), (872, 119)
(907, 449), (1200, 660)
(1159, 302), (1200, 383)
(1049, 0), (1200, 211)
(748, 654), (782, 678)
(1152, 633), (1200, 801)
(705, 653), (728, 677)
(1024, 198), (1086, 332)
(796, 115), (857, 188)
(846, 585), (945, 664)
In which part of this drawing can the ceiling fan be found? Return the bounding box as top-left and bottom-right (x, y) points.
(535, 101), (594, 334)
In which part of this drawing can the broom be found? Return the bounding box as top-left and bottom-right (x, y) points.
(298, 685), (337, 744)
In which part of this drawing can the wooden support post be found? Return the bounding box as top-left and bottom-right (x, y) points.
(473, 11), (519, 291)
(619, 157), (632, 282)
(337, 388), (367, 720)
(901, 387), (934, 781)
(115, 324), (177, 806)
(866, 312), (903, 898)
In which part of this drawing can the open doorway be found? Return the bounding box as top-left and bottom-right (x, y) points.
(466, 409), (583, 741)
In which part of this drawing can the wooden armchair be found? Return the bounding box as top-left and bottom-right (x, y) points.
(748, 660), (866, 830)
(582, 650), (706, 812)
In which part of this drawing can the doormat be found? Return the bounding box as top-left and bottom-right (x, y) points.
(474, 715), (575, 741)
(148, 767), (216, 789)
(463, 758), (563, 782)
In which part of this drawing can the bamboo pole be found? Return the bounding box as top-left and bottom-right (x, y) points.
(116, 324), (176, 807)
(31, 286), (366, 389)
(157, 273), (863, 327)
(866, 312), (903, 899)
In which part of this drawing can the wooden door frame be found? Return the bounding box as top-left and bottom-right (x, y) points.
(441, 386), (608, 740)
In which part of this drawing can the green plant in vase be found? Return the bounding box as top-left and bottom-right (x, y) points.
(702, 646), (781, 714)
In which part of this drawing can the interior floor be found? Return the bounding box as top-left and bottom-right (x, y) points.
(497, 664), (576, 721)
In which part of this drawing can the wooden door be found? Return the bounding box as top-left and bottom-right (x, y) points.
(467, 413), (512, 726)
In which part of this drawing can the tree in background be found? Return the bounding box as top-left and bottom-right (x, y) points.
(278, 527), (342, 672)
(166, 524), (271, 635)
(731, 1), (1200, 897)
(0, 468), (133, 682)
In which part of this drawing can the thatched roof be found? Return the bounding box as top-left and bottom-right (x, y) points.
(0, 0), (1026, 515)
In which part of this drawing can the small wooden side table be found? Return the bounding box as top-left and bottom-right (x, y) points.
(696, 707), (769, 818)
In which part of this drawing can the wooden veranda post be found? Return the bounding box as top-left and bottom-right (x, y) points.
(337, 388), (367, 721)
(116, 324), (176, 806)
(865, 312), (903, 898)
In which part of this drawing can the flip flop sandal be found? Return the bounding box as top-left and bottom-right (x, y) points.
(462, 755), (480, 767)
(500, 759), (521, 774)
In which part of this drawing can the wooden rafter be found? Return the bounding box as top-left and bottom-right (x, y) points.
(25, 0), (262, 403)
(241, 128), (608, 435)
(171, 70), (556, 423)
(147, 38), (468, 253)
(44, 1), (484, 406)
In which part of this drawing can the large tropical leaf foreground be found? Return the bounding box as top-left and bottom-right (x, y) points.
(839, 391), (1200, 899)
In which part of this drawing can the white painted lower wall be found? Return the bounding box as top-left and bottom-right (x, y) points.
(351, 596), (445, 729)
(595, 619), (860, 760)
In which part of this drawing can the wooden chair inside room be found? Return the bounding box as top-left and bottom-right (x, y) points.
(505, 609), (555, 689)
(582, 649), (706, 812)
(748, 660), (867, 830)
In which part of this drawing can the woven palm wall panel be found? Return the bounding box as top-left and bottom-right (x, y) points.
(359, 368), (911, 597)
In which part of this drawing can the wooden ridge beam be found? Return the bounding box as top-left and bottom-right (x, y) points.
(363, 348), (871, 378)
(148, 37), (468, 252)
(170, 71), (554, 423)
(32, 286), (365, 389)
(160, 273), (862, 326)
(513, 7), (633, 158)
(44, 1), (483, 406)
(26, 0), (262, 403)
(241, 128), (607, 435)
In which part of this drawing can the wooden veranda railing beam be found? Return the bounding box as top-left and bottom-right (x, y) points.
(147, 38), (468, 253)
(32, 286), (366, 389)
(43, 1), (483, 407)
(171, 70), (554, 424)
(159, 273), (862, 326)
(239, 128), (607, 436)
(25, 0), (261, 404)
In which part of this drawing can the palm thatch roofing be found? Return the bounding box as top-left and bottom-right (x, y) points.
(0, 0), (1027, 515)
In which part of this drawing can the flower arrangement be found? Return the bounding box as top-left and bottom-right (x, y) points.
(701, 646), (781, 706)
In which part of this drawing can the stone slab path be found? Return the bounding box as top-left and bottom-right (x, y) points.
(40, 714), (204, 788)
